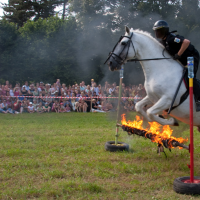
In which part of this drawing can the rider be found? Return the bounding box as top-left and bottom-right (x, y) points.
(153, 20), (200, 110)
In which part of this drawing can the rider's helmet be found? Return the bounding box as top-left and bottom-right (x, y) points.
(153, 20), (169, 39)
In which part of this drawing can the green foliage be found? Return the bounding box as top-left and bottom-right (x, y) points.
(1, 1), (200, 85)
(0, 16), (81, 85)
(2, 0), (59, 27)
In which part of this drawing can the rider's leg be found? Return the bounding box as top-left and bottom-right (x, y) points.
(146, 97), (179, 126)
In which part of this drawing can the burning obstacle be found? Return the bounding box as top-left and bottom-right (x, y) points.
(117, 114), (189, 152)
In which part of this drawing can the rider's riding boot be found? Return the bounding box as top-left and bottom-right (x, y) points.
(196, 101), (200, 112)
(195, 94), (200, 112)
(193, 79), (200, 112)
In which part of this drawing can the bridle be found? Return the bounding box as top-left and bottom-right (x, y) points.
(104, 32), (135, 66)
(104, 32), (172, 67)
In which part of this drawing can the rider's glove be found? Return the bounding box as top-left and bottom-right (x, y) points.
(173, 54), (181, 60)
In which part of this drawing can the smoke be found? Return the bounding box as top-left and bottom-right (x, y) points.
(1, 0), (200, 85)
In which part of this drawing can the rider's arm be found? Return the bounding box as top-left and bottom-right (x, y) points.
(178, 39), (190, 56)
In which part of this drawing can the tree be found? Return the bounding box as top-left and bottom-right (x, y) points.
(2, 0), (62, 27)
(0, 19), (19, 84)
(2, 0), (35, 27)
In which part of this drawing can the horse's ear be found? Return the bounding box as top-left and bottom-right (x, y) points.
(125, 26), (130, 35)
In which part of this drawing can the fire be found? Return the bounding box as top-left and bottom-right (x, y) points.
(121, 114), (188, 149)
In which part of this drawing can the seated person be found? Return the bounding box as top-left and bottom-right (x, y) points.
(105, 101), (114, 111)
(108, 91), (116, 109)
(71, 92), (77, 111)
(1, 99), (19, 114)
(32, 99), (38, 111)
(51, 100), (60, 113)
(85, 91), (92, 112)
(79, 100), (88, 113)
(22, 99), (29, 113)
(44, 92), (53, 108)
(38, 91), (45, 105)
(124, 102), (129, 112)
(43, 102), (51, 112)
(53, 91), (60, 103)
(64, 100), (72, 109)
(13, 99), (21, 113)
(134, 91), (141, 104)
(0, 100), (8, 114)
(100, 100), (109, 112)
(92, 91), (98, 102)
(92, 99), (105, 113)
(33, 87), (39, 102)
(28, 84), (35, 97)
(121, 93), (128, 106)
(59, 103), (66, 113)
(21, 85), (28, 96)
(66, 103), (71, 112)
(75, 100), (81, 112)
(28, 102), (35, 113)
(36, 102), (44, 113)
(128, 101), (135, 111)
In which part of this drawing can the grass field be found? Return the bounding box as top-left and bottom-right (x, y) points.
(0, 112), (200, 200)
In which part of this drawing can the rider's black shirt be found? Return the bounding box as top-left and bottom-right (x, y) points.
(161, 32), (198, 66)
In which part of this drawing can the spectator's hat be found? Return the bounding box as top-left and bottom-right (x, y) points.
(22, 85), (26, 88)
(29, 102), (32, 104)
(45, 102), (48, 104)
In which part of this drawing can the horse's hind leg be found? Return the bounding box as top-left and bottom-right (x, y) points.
(146, 97), (179, 126)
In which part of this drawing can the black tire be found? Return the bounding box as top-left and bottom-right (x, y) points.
(173, 176), (200, 195)
(105, 141), (129, 152)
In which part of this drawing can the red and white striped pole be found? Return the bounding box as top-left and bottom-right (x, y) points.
(189, 73), (194, 183)
(171, 58), (200, 193)
(188, 57), (194, 183)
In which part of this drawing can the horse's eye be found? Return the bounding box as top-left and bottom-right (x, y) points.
(121, 41), (127, 45)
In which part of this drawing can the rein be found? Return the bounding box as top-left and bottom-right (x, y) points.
(127, 57), (172, 62)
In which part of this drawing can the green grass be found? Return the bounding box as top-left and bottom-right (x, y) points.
(0, 112), (200, 199)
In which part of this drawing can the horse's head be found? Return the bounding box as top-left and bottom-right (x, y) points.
(104, 26), (135, 71)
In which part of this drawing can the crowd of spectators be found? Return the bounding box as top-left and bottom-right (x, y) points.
(0, 79), (146, 114)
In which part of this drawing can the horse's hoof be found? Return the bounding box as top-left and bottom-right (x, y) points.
(170, 117), (179, 126)
(173, 118), (179, 126)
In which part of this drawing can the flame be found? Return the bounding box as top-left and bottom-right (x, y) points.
(121, 114), (188, 149)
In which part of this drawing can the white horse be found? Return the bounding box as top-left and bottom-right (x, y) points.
(106, 26), (200, 130)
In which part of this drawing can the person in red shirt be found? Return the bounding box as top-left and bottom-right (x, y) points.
(13, 100), (21, 112)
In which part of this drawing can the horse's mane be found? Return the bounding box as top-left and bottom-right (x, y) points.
(131, 28), (184, 67)
(131, 28), (164, 49)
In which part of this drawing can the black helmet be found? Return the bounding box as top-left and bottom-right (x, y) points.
(153, 20), (169, 39)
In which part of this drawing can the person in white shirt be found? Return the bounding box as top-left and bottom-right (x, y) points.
(109, 84), (115, 94)
(28, 102), (35, 113)
(93, 83), (99, 96)
(22, 81), (29, 91)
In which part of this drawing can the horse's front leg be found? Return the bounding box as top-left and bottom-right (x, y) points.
(135, 96), (153, 122)
(146, 97), (179, 126)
